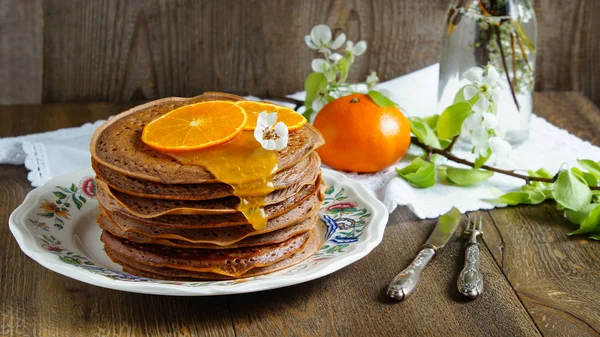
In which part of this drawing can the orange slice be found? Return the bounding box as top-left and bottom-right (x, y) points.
(141, 101), (247, 152)
(236, 101), (307, 131)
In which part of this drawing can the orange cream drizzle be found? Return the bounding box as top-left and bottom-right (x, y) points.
(168, 131), (277, 230)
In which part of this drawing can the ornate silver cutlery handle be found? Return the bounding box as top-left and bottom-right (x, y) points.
(387, 247), (435, 301)
(457, 243), (483, 299)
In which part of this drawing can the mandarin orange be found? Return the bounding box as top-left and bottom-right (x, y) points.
(313, 93), (411, 172)
(141, 101), (247, 152)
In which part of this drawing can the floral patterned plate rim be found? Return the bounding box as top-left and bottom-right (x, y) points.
(9, 167), (388, 296)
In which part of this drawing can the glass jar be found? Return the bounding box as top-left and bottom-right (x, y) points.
(438, 0), (537, 147)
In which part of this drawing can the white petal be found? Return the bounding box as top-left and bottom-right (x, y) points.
(352, 41), (367, 56)
(329, 53), (343, 63)
(345, 40), (354, 52)
(304, 35), (318, 49)
(257, 111), (277, 128)
(254, 127), (264, 144)
(483, 112), (498, 129)
(463, 85), (478, 101)
(461, 112), (479, 137)
(485, 66), (500, 87)
(312, 98), (325, 112)
(472, 95), (490, 114)
(311, 24), (332, 45)
(274, 122), (289, 139)
(262, 139), (276, 151)
(496, 79), (508, 91)
(311, 58), (328, 73)
(274, 138), (287, 151)
(463, 67), (484, 84)
(491, 90), (500, 103)
(330, 33), (346, 49)
(489, 137), (511, 159)
(472, 127), (490, 156)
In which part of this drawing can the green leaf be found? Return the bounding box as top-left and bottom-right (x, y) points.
(572, 167), (598, 187)
(423, 115), (439, 130)
(437, 102), (472, 140)
(55, 217), (64, 226)
(37, 212), (55, 218)
(302, 107), (314, 120)
(565, 203), (598, 225)
(552, 170), (593, 211)
(497, 192), (531, 205)
(530, 168), (552, 179)
(70, 183), (78, 192)
(396, 157), (436, 188)
(589, 233), (600, 240)
(474, 148), (492, 168)
(527, 190), (547, 205)
(79, 195), (86, 203)
(569, 204), (600, 236)
(304, 72), (328, 108)
(409, 117), (441, 149)
(453, 85), (479, 104)
(367, 90), (397, 108)
(578, 159), (600, 179)
(445, 167), (493, 186)
(53, 191), (67, 199)
(72, 194), (83, 210)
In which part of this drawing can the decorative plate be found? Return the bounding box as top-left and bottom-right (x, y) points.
(9, 167), (388, 296)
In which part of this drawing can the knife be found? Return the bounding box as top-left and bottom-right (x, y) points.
(387, 207), (461, 301)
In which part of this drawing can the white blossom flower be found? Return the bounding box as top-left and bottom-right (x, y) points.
(463, 65), (505, 103)
(329, 53), (343, 63)
(489, 136), (512, 160)
(366, 71), (379, 87)
(305, 25), (346, 54)
(346, 40), (367, 56)
(483, 112), (498, 129)
(461, 111), (489, 156)
(254, 112), (288, 151)
(311, 58), (329, 73)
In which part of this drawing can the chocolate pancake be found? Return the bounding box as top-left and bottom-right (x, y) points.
(98, 176), (324, 229)
(105, 224), (325, 280)
(90, 93), (325, 184)
(101, 229), (311, 277)
(97, 191), (321, 243)
(98, 210), (318, 249)
(94, 167), (320, 218)
(93, 152), (320, 200)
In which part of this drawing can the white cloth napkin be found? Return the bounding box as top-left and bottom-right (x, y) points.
(2, 64), (600, 219)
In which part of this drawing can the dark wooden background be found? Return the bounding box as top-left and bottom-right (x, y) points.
(0, 0), (598, 105)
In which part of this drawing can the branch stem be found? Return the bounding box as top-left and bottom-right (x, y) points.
(412, 137), (600, 190)
(495, 26), (521, 111)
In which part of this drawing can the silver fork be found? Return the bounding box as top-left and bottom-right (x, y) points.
(457, 214), (484, 299)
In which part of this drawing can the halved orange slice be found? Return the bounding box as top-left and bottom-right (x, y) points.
(141, 101), (247, 152)
(236, 101), (307, 131)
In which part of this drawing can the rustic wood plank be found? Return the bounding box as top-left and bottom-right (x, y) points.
(0, 101), (542, 336)
(0, 1), (596, 105)
(229, 209), (540, 337)
(481, 92), (600, 336)
(0, 0), (43, 104)
(534, 0), (600, 105)
(39, 0), (450, 102)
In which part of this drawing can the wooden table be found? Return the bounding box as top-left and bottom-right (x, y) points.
(1, 92), (599, 337)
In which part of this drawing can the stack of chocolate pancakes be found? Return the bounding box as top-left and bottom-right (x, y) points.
(90, 92), (326, 280)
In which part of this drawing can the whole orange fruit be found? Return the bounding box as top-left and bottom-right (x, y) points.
(313, 93), (411, 172)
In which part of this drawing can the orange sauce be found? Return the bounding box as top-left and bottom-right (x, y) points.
(169, 131), (277, 230)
